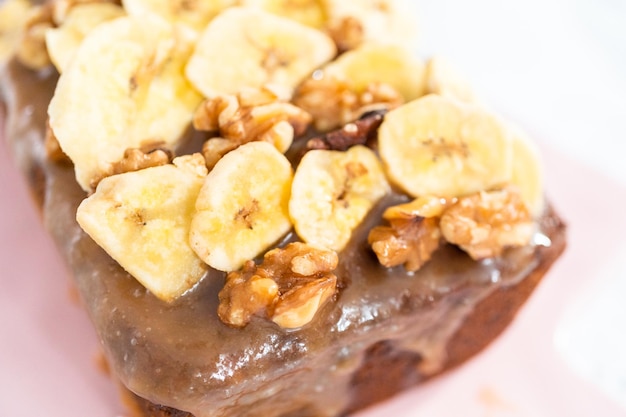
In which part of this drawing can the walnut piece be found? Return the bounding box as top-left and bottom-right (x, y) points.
(217, 260), (279, 328)
(326, 16), (364, 53)
(369, 216), (442, 272)
(194, 90), (312, 169)
(15, 0), (120, 69)
(271, 276), (337, 330)
(218, 242), (338, 329)
(172, 153), (209, 178)
(305, 109), (386, 152)
(293, 75), (402, 132)
(369, 195), (452, 272)
(90, 144), (172, 189)
(109, 145), (172, 175)
(439, 188), (534, 260)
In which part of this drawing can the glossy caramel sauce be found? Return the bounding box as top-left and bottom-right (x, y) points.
(1, 59), (561, 417)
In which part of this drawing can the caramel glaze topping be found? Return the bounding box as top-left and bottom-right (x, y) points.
(1, 59), (564, 417)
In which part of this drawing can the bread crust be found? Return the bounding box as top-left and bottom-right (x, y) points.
(122, 208), (565, 417)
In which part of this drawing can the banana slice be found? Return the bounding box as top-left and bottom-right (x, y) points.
(45, 2), (125, 73)
(48, 15), (202, 192)
(185, 7), (336, 98)
(190, 141), (294, 272)
(424, 56), (476, 103)
(509, 124), (545, 216)
(76, 155), (209, 302)
(122, 0), (236, 33)
(241, 0), (327, 28)
(383, 195), (452, 220)
(289, 145), (389, 251)
(378, 94), (513, 198)
(0, 0), (32, 64)
(323, 42), (426, 102)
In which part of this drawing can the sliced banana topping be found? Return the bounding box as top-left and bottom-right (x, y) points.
(76, 154), (209, 302)
(122, 0), (236, 33)
(190, 142), (294, 272)
(509, 124), (545, 216)
(0, 0), (32, 64)
(48, 14), (202, 191)
(14, 3), (54, 70)
(289, 145), (389, 251)
(378, 94), (513, 198)
(241, 0), (327, 28)
(45, 2), (125, 73)
(324, 42), (426, 102)
(185, 7), (336, 98)
(14, 0), (548, 311)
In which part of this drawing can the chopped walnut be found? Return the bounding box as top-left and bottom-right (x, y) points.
(439, 188), (534, 260)
(272, 275), (337, 329)
(194, 91), (312, 169)
(172, 153), (209, 178)
(369, 215), (442, 272)
(109, 145), (172, 175)
(305, 109), (386, 152)
(369, 196), (455, 272)
(218, 242), (338, 329)
(90, 143), (172, 189)
(326, 16), (364, 53)
(193, 94), (238, 132)
(201, 137), (239, 169)
(16, 4), (54, 70)
(217, 261), (279, 328)
(293, 75), (402, 132)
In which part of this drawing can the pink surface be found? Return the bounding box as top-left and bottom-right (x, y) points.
(1, 127), (624, 416)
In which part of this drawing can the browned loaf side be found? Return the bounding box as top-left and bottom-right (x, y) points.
(125, 207), (565, 417)
(1, 59), (566, 417)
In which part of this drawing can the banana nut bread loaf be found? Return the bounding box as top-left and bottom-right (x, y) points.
(0, 1), (566, 416)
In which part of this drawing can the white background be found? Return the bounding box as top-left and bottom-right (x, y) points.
(412, 0), (626, 185)
(409, 0), (626, 411)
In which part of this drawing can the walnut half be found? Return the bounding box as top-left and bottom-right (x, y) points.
(218, 242), (338, 329)
(193, 89), (312, 169)
(325, 16), (364, 53)
(369, 189), (534, 272)
(368, 196), (450, 272)
(293, 74), (402, 132)
(440, 188), (534, 260)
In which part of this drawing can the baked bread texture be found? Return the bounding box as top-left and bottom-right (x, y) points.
(1, 1), (566, 416)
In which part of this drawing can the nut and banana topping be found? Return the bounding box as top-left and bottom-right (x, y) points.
(47, 14), (202, 192)
(218, 242), (338, 329)
(193, 90), (312, 168)
(2, 0), (546, 329)
(76, 154), (209, 302)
